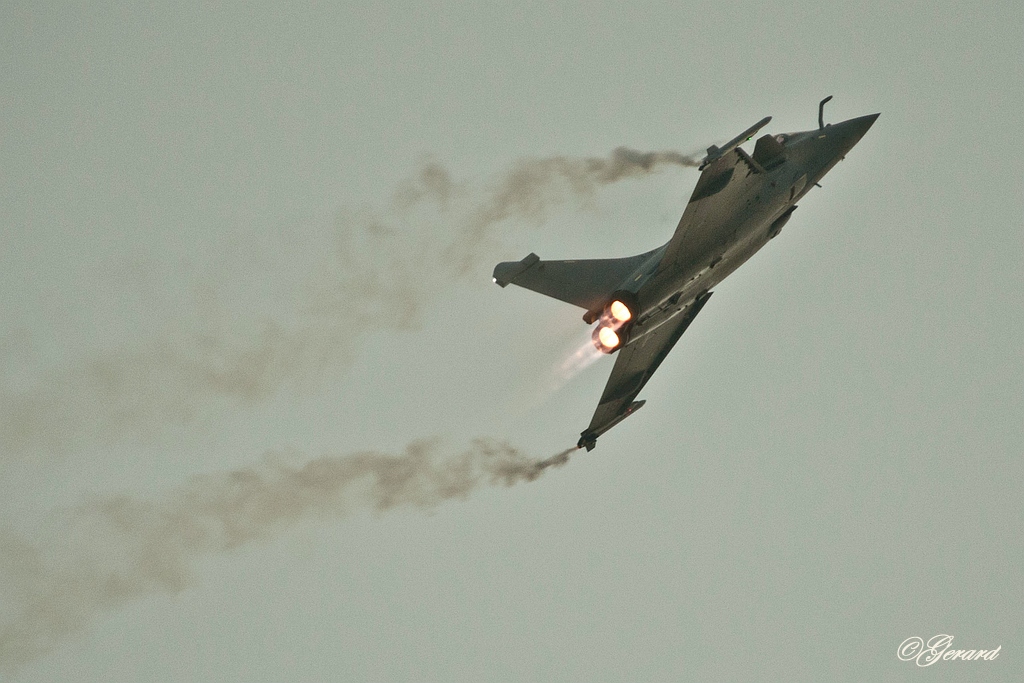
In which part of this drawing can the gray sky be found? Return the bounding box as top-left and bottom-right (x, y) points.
(2, 1), (1022, 681)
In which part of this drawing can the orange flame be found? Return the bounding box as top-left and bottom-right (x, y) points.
(598, 326), (620, 349)
(609, 300), (632, 323)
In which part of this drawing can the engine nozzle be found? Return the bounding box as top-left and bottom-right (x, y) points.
(590, 294), (637, 353)
(609, 300), (632, 323)
(593, 325), (620, 352)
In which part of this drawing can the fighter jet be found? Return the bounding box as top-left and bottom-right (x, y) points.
(493, 98), (878, 451)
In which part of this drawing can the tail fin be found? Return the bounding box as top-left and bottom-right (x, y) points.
(493, 247), (663, 313)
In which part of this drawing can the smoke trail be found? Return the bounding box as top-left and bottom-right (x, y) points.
(0, 439), (577, 677)
(446, 147), (699, 273)
(1, 148), (697, 460)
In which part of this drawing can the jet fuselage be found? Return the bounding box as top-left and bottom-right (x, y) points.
(616, 114), (879, 346)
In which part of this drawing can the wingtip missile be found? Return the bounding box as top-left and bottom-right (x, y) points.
(576, 400), (646, 451)
(699, 116), (772, 169)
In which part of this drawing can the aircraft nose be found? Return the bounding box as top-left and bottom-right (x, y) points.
(828, 112), (880, 156)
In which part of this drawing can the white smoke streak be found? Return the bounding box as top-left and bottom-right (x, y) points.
(558, 338), (606, 381)
(0, 439), (577, 677)
(499, 326), (610, 418)
(1, 148), (697, 461)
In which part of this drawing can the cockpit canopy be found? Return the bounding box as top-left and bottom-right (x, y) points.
(750, 128), (821, 170)
(751, 133), (787, 170)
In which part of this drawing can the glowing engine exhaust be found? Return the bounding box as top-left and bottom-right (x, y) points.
(591, 294), (637, 354)
(609, 300), (632, 323)
(596, 326), (620, 349)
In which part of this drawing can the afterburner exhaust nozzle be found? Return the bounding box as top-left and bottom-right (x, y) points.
(591, 296), (637, 353)
(596, 326), (620, 350)
(609, 300), (632, 323)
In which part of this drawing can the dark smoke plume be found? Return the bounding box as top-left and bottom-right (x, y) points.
(0, 440), (576, 676)
(1, 147), (697, 460)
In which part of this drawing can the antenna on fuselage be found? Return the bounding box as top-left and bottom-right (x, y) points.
(818, 95), (833, 129)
